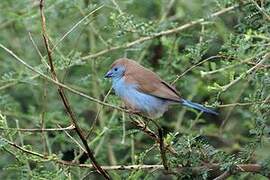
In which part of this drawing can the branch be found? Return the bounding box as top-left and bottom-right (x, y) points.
(217, 98), (270, 108)
(213, 171), (231, 180)
(51, 5), (104, 51)
(171, 55), (222, 85)
(0, 6), (238, 92)
(39, 0), (110, 179)
(0, 43), (127, 112)
(1, 42), (269, 118)
(250, 0), (270, 21)
(220, 52), (270, 92)
(0, 42), (176, 160)
(0, 74), (39, 91)
(82, 5), (239, 60)
(0, 125), (75, 132)
(2, 136), (268, 178)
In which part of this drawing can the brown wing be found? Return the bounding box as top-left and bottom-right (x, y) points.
(124, 62), (181, 102)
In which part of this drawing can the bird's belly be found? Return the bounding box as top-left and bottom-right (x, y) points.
(113, 79), (169, 118)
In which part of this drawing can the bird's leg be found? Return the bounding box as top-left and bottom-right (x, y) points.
(158, 127), (168, 171)
(146, 118), (169, 171)
(129, 115), (169, 170)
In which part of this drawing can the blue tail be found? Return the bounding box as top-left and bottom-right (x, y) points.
(181, 99), (218, 115)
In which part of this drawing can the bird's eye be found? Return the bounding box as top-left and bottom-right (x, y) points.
(114, 68), (118, 71)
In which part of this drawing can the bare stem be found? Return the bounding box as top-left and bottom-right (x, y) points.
(0, 125), (75, 132)
(39, 0), (110, 179)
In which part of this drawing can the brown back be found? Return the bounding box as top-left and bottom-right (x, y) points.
(112, 58), (181, 102)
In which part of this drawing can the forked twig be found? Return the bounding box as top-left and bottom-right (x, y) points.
(129, 115), (169, 170)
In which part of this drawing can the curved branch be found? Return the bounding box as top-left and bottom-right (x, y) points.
(82, 5), (239, 60)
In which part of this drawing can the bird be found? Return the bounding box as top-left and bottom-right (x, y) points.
(105, 58), (218, 119)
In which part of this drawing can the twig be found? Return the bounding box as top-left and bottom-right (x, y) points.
(171, 55), (222, 85)
(157, 126), (168, 170)
(40, 77), (49, 154)
(129, 116), (170, 170)
(130, 118), (177, 155)
(109, 0), (123, 14)
(0, 5), (239, 92)
(57, 124), (86, 152)
(0, 125), (75, 132)
(1, 42), (269, 118)
(86, 87), (113, 139)
(160, 0), (175, 22)
(28, 32), (50, 69)
(217, 98), (270, 107)
(149, 119), (169, 171)
(200, 57), (252, 77)
(250, 0), (270, 21)
(15, 120), (33, 176)
(219, 77), (251, 133)
(82, 5), (239, 60)
(2, 137), (268, 177)
(247, 62), (270, 68)
(0, 43), (127, 112)
(0, 74), (39, 91)
(51, 5), (104, 51)
(220, 52), (269, 92)
(1, 137), (47, 159)
(39, 0), (110, 179)
(213, 171), (231, 180)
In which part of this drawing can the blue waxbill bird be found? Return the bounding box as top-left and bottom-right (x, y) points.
(105, 58), (218, 118)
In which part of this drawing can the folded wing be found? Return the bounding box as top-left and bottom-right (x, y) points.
(124, 63), (181, 102)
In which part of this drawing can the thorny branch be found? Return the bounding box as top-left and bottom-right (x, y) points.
(1, 136), (269, 179)
(39, 0), (110, 179)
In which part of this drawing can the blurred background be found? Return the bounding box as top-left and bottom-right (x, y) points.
(0, 0), (270, 179)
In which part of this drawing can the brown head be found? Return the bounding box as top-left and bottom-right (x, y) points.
(104, 58), (141, 78)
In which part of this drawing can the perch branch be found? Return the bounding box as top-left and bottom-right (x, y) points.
(1, 43), (269, 116)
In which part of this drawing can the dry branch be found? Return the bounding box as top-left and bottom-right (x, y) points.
(39, 0), (110, 179)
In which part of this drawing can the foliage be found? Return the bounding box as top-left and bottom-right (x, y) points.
(0, 0), (270, 179)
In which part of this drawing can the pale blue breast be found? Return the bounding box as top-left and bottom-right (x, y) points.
(112, 78), (169, 118)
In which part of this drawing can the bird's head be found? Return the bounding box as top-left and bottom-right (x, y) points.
(104, 59), (127, 79)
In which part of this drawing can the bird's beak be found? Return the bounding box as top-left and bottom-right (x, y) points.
(104, 70), (113, 78)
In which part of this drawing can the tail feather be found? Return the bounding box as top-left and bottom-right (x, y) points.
(181, 99), (218, 116)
